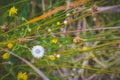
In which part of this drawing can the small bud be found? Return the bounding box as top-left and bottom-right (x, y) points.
(64, 20), (68, 24)
(56, 54), (60, 58)
(91, 54), (96, 59)
(93, 17), (97, 21)
(18, 38), (25, 44)
(66, 13), (70, 17)
(82, 46), (88, 51)
(1, 25), (7, 32)
(57, 22), (61, 26)
(92, 4), (98, 12)
(49, 55), (56, 61)
(73, 36), (86, 43)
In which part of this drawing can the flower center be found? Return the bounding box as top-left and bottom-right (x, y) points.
(35, 49), (41, 54)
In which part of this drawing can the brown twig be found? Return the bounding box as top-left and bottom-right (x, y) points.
(87, 5), (120, 13)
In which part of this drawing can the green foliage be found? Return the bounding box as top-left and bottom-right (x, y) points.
(0, 0), (120, 80)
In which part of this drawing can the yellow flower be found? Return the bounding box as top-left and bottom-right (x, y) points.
(49, 55), (56, 61)
(52, 38), (58, 43)
(2, 53), (10, 59)
(7, 43), (13, 48)
(91, 54), (96, 59)
(9, 6), (18, 16)
(17, 72), (28, 80)
(82, 46), (88, 51)
(57, 22), (61, 25)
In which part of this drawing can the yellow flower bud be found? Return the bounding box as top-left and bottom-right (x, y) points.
(82, 46), (88, 51)
(7, 43), (13, 48)
(91, 54), (96, 59)
(52, 38), (58, 43)
(9, 6), (18, 16)
(17, 72), (28, 80)
(2, 53), (10, 59)
(57, 22), (61, 25)
(49, 55), (56, 61)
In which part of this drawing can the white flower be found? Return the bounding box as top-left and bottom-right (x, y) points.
(64, 20), (68, 24)
(93, 17), (97, 21)
(66, 13), (70, 16)
(56, 54), (60, 58)
(7, 61), (12, 64)
(31, 45), (45, 58)
(47, 28), (51, 32)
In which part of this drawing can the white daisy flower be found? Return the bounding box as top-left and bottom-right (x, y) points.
(31, 45), (45, 58)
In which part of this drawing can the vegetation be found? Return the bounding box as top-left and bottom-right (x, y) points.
(0, 0), (120, 80)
